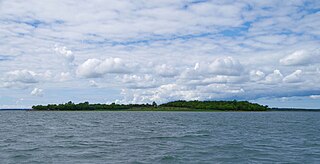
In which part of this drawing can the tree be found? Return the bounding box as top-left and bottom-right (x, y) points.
(152, 101), (157, 107)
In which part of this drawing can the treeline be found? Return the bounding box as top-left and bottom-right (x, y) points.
(32, 100), (268, 111)
(160, 100), (268, 111)
(32, 101), (157, 111)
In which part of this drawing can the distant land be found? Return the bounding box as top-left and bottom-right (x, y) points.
(31, 100), (267, 111)
(0, 108), (31, 111)
(1, 100), (319, 111)
(28, 100), (317, 112)
(269, 108), (320, 112)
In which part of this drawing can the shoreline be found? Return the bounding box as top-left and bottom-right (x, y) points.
(10, 108), (320, 112)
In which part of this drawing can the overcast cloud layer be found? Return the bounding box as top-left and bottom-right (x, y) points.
(1, 0), (320, 108)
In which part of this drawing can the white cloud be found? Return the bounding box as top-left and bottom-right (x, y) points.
(280, 50), (313, 66)
(118, 81), (247, 104)
(202, 84), (245, 94)
(121, 74), (158, 89)
(283, 70), (303, 83)
(265, 70), (283, 83)
(117, 83), (199, 104)
(5, 70), (38, 83)
(155, 64), (178, 77)
(59, 72), (71, 81)
(54, 45), (74, 62)
(250, 70), (265, 81)
(194, 62), (200, 70)
(2, 70), (59, 88)
(31, 88), (43, 97)
(150, 83), (195, 103)
(179, 57), (244, 83)
(89, 80), (98, 87)
(203, 75), (247, 84)
(310, 95), (320, 99)
(41, 70), (53, 80)
(179, 64), (202, 80)
(189, 3), (243, 26)
(76, 58), (132, 78)
(208, 57), (244, 76)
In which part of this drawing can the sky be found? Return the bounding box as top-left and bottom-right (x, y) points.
(0, 0), (320, 109)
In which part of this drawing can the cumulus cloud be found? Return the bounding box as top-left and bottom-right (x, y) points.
(250, 70), (265, 81)
(59, 72), (71, 81)
(179, 63), (202, 80)
(117, 83), (202, 104)
(265, 70), (283, 83)
(89, 80), (98, 87)
(149, 83), (198, 103)
(2, 69), (73, 89)
(194, 63), (200, 70)
(76, 58), (133, 78)
(118, 82), (247, 104)
(41, 71), (53, 80)
(121, 74), (158, 89)
(54, 45), (74, 62)
(179, 57), (244, 83)
(280, 50), (313, 66)
(208, 57), (244, 76)
(283, 70), (303, 83)
(155, 64), (178, 77)
(203, 75), (247, 84)
(202, 84), (245, 94)
(31, 88), (43, 97)
(310, 95), (320, 99)
(5, 70), (38, 83)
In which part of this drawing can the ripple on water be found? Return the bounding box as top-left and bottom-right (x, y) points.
(0, 111), (319, 163)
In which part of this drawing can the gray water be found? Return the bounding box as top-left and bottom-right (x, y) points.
(0, 111), (320, 163)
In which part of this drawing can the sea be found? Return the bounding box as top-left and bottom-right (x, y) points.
(0, 111), (319, 163)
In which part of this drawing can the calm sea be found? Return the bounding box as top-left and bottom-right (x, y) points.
(0, 111), (319, 163)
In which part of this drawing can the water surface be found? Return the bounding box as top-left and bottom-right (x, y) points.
(0, 111), (319, 163)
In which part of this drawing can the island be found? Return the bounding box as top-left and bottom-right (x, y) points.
(32, 100), (269, 111)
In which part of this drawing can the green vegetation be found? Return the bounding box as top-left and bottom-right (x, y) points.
(32, 100), (269, 111)
(160, 100), (268, 111)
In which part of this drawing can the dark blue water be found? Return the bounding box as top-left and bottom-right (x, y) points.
(0, 111), (319, 163)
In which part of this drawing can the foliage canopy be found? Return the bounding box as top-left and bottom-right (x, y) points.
(32, 100), (268, 111)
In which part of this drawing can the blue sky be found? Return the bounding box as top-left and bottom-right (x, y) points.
(0, 0), (320, 109)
